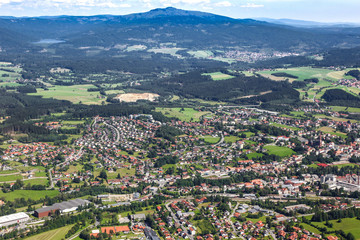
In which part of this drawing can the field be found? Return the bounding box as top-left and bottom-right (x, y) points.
(318, 126), (347, 138)
(202, 72), (235, 81)
(310, 218), (360, 239)
(115, 93), (159, 103)
(0, 190), (59, 201)
(270, 122), (300, 130)
(25, 224), (74, 240)
(330, 106), (360, 113)
(148, 47), (184, 58)
(224, 136), (240, 143)
(155, 107), (211, 122)
(257, 67), (340, 82)
(264, 145), (295, 157)
(246, 153), (264, 159)
(29, 84), (105, 105)
(201, 135), (220, 144)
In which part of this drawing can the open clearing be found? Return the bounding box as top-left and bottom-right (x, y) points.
(115, 93), (159, 103)
(310, 218), (360, 239)
(264, 145), (295, 157)
(203, 72), (235, 81)
(0, 190), (59, 201)
(156, 107), (211, 122)
(25, 224), (74, 240)
(148, 47), (184, 58)
(29, 84), (105, 105)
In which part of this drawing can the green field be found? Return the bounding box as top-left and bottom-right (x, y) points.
(200, 135), (220, 144)
(203, 72), (235, 81)
(331, 106), (360, 113)
(0, 174), (23, 182)
(318, 126), (347, 138)
(155, 107), (211, 122)
(29, 84), (105, 105)
(264, 145), (295, 157)
(148, 47), (184, 58)
(310, 218), (360, 239)
(224, 136), (240, 143)
(246, 153), (264, 159)
(25, 224), (74, 240)
(0, 190), (59, 201)
(257, 67), (340, 82)
(270, 122), (300, 130)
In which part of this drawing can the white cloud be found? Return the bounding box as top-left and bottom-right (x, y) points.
(240, 3), (264, 8)
(0, 0), (23, 6)
(159, 0), (210, 5)
(215, 1), (232, 7)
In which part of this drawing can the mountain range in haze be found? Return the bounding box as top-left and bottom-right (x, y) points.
(0, 7), (360, 54)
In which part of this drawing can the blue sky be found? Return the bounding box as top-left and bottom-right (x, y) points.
(0, 0), (358, 23)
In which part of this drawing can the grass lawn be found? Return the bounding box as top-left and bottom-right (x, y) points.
(300, 223), (321, 234)
(23, 178), (49, 186)
(120, 209), (154, 218)
(331, 106), (360, 113)
(224, 135), (240, 143)
(270, 122), (300, 130)
(331, 163), (359, 169)
(25, 224), (74, 240)
(201, 135), (220, 144)
(29, 84), (105, 105)
(0, 174), (23, 182)
(0, 190), (59, 201)
(107, 168), (136, 179)
(246, 153), (264, 159)
(155, 107), (211, 122)
(311, 218), (360, 239)
(264, 145), (295, 157)
(194, 219), (216, 234)
(202, 72), (235, 81)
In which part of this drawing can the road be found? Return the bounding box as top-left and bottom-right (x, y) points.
(103, 121), (120, 143)
(165, 202), (194, 240)
(214, 133), (224, 147)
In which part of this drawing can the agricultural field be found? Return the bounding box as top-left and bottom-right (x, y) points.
(270, 122), (300, 130)
(202, 72), (235, 81)
(224, 135), (240, 143)
(330, 106), (360, 113)
(264, 145), (295, 157)
(257, 67), (341, 82)
(318, 126), (347, 138)
(0, 190), (59, 201)
(155, 107), (211, 122)
(25, 224), (75, 240)
(246, 153), (264, 159)
(29, 84), (106, 105)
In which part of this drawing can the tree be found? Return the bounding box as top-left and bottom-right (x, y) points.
(99, 170), (107, 181)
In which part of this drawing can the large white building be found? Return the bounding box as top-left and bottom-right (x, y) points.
(0, 212), (30, 227)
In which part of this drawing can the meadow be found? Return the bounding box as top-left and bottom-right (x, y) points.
(264, 145), (295, 157)
(25, 224), (74, 240)
(29, 84), (105, 105)
(0, 190), (59, 201)
(155, 107), (211, 122)
(202, 72), (235, 81)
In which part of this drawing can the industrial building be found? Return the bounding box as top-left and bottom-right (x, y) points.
(0, 212), (30, 227)
(35, 198), (90, 218)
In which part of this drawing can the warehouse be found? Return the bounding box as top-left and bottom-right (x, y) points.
(0, 212), (30, 227)
(35, 198), (90, 218)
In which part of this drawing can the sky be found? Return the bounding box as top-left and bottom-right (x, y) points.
(0, 0), (358, 23)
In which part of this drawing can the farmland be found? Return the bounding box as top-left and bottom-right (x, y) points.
(29, 85), (105, 105)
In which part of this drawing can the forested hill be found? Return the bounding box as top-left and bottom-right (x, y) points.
(0, 7), (360, 52)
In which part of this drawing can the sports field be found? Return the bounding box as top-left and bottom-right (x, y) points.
(29, 84), (105, 105)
